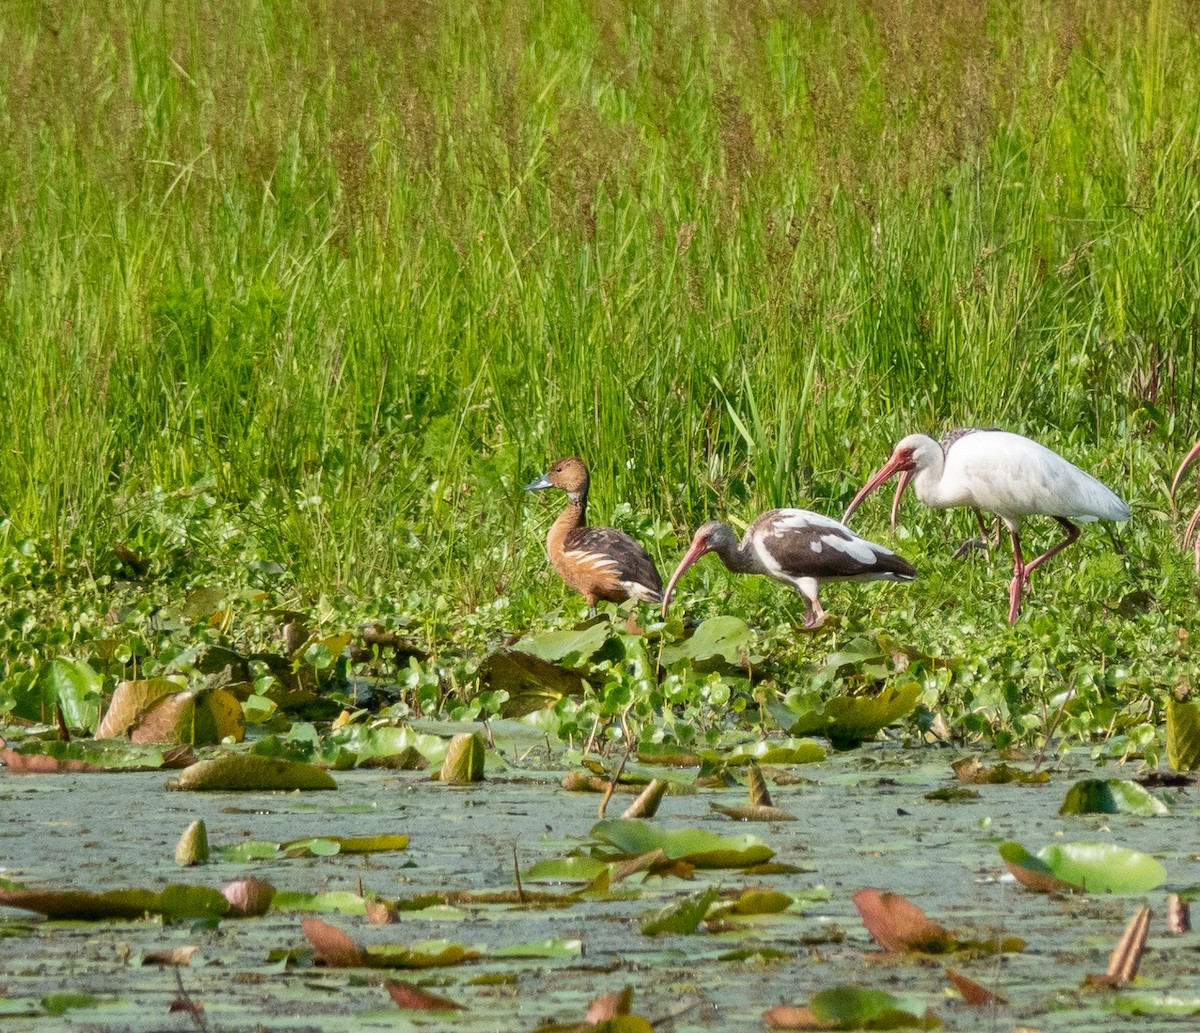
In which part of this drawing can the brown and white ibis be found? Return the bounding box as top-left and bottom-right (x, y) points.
(842, 431), (1130, 624)
(525, 457), (664, 616)
(1170, 440), (1200, 570)
(660, 509), (916, 629)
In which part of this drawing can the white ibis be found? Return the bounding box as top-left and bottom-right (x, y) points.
(660, 509), (916, 629)
(890, 428), (1003, 556)
(842, 431), (1130, 624)
(525, 457), (664, 616)
(1170, 440), (1200, 570)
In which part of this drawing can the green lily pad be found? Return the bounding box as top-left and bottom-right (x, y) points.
(1107, 992), (1200, 1016)
(641, 886), (719, 935)
(661, 616), (756, 666)
(1167, 697), (1200, 773)
(1060, 779), (1170, 816)
(220, 834), (408, 862)
(808, 985), (939, 1029)
(0, 883), (229, 922)
(512, 623), (611, 665)
(726, 739), (826, 766)
(492, 937), (583, 958)
(167, 754), (337, 791)
(589, 820), (773, 868)
(0, 740), (189, 773)
(776, 682), (922, 747)
(523, 857), (611, 883)
(270, 890), (367, 915)
(1000, 840), (1166, 894)
(324, 724), (446, 768)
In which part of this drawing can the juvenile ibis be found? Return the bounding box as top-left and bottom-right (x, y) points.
(525, 457), (664, 616)
(1170, 440), (1200, 569)
(660, 509), (916, 629)
(842, 431), (1130, 624)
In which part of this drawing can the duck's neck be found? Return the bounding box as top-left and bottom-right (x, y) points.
(547, 488), (587, 554)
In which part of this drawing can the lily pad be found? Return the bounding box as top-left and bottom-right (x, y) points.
(0, 740), (192, 773)
(727, 739), (826, 766)
(661, 615), (757, 666)
(220, 834), (408, 862)
(1060, 779), (1170, 816)
(167, 754), (337, 791)
(1000, 841), (1166, 894)
(0, 883), (229, 922)
(776, 682), (922, 747)
(764, 985), (940, 1030)
(641, 886), (719, 935)
(511, 623), (611, 665)
(589, 820), (774, 868)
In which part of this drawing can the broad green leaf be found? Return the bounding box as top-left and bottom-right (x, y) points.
(524, 857), (611, 883)
(270, 890), (367, 915)
(779, 682), (922, 747)
(727, 739), (826, 766)
(1167, 698), (1200, 773)
(0, 884), (228, 922)
(168, 754), (337, 791)
(808, 985), (940, 1029)
(1059, 779), (1170, 817)
(1000, 840), (1166, 894)
(41, 993), (101, 1016)
(589, 820), (774, 868)
(724, 888), (793, 916)
(38, 658), (103, 732)
(1107, 992), (1200, 1016)
(325, 724), (445, 767)
(220, 834), (407, 862)
(660, 616), (756, 666)
(641, 886), (719, 935)
(0, 740), (181, 772)
(512, 623), (611, 665)
(492, 938), (583, 958)
(366, 939), (480, 968)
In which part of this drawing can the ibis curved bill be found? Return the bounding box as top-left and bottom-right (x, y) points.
(843, 431), (1129, 624)
(661, 509), (916, 629)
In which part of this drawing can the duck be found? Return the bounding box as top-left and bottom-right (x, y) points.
(525, 457), (664, 616)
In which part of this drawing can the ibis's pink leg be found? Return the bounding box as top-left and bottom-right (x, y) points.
(1021, 517), (1081, 584)
(801, 593), (827, 630)
(1186, 504), (1200, 571)
(1007, 529), (1026, 624)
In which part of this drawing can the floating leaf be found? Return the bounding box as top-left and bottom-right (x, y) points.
(1000, 841), (1166, 894)
(168, 755), (337, 791)
(37, 658), (103, 732)
(523, 857), (611, 884)
(1166, 698), (1200, 773)
(661, 615), (756, 666)
(765, 985), (941, 1030)
(302, 917), (366, 966)
(0, 883), (229, 922)
(727, 739), (827, 766)
(41, 993), (101, 1016)
(641, 886), (719, 935)
(220, 834), (407, 862)
(270, 890), (366, 915)
(622, 779), (668, 818)
(492, 938), (583, 958)
(779, 682), (921, 747)
(0, 740), (193, 773)
(590, 820), (774, 868)
(511, 622), (611, 665)
(1060, 779), (1170, 816)
(711, 802), (797, 822)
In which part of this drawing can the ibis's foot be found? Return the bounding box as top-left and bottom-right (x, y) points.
(952, 537), (990, 560)
(802, 604), (828, 630)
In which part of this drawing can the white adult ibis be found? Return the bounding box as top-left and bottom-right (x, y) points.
(661, 509), (916, 628)
(1170, 440), (1200, 570)
(842, 431), (1130, 624)
(525, 457), (664, 616)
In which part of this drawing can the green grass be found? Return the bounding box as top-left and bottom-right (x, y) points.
(1, 0), (1199, 749)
